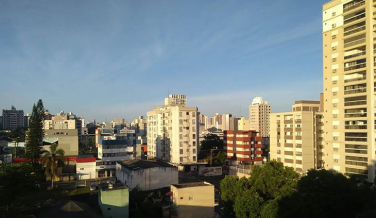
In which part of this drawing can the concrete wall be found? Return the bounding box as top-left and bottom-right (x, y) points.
(116, 163), (178, 191)
(76, 162), (96, 180)
(171, 184), (214, 218)
(43, 129), (79, 156)
(98, 187), (129, 218)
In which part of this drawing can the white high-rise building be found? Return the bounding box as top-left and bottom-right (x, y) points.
(249, 97), (271, 137)
(147, 94), (199, 164)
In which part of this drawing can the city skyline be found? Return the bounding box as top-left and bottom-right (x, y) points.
(1, 0), (327, 121)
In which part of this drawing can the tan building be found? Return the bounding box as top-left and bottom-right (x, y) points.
(249, 97), (271, 137)
(270, 101), (322, 174)
(170, 182), (215, 218)
(147, 94), (199, 164)
(43, 129), (79, 156)
(237, 116), (250, 131)
(44, 111), (83, 141)
(323, 0), (375, 181)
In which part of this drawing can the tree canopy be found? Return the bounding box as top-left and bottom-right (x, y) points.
(220, 161), (299, 218)
(220, 162), (376, 218)
(25, 99), (45, 166)
(200, 134), (223, 150)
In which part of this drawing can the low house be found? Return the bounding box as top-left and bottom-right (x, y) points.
(98, 182), (129, 218)
(170, 182), (215, 218)
(116, 159), (178, 191)
(76, 156), (96, 180)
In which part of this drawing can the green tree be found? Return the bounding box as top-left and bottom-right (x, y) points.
(220, 161), (299, 218)
(25, 99), (45, 167)
(213, 151), (226, 165)
(200, 134), (223, 150)
(42, 143), (65, 189)
(234, 188), (264, 218)
(0, 163), (36, 210)
(248, 161), (299, 200)
(279, 169), (376, 218)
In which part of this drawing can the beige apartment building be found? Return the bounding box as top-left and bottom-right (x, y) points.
(170, 182), (215, 218)
(147, 94), (199, 164)
(270, 101), (322, 174)
(323, 0), (375, 181)
(249, 97), (271, 137)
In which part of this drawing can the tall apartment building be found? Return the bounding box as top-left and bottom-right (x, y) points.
(249, 97), (271, 137)
(147, 94), (199, 164)
(44, 111), (83, 141)
(2, 106), (24, 130)
(270, 101), (322, 174)
(323, 0), (375, 181)
(96, 128), (136, 177)
(131, 116), (147, 135)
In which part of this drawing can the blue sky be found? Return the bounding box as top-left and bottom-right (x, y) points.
(1, 0), (328, 122)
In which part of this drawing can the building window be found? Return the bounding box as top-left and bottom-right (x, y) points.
(180, 157), (183, 162)
(180, 149), (183, 154)
(189, 196), (194, 200)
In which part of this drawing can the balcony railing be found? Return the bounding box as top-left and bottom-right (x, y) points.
(345, 76), (365, 83)
(344, 100), (367, 106)
(343, 1), (365, 13)
(345, 137), (367, 142)
(344, 51), (366, 59)
(344, 113), (367, 118)
(344, 38), (366, 48)
(344, 25), (366, 36)
(345, 125), (367, 129)
(344, 62), (366, 71)
(344, 12), (365, 25)
(344, 88), (366, 95)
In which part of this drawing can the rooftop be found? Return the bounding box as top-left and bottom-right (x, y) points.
(171, 182), (213, 189)
(98, 181), (128, 191)
(117, 159), (176, 171)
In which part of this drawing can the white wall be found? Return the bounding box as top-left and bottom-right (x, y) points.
(76, 162), (96, 180)
(116, 163), (178, 191)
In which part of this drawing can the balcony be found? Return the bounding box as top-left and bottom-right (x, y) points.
(344, 25), (365, 37)
(344, 11), (365, 25)
(344, 38), (366, 48)
(344, 51), (366, 60)
(345, 125), (367, 129)
(344, 88), (366, 95)
(344, 100), (366, 107)
(344, 62), (366, 71)
(343, 1), (365, 13)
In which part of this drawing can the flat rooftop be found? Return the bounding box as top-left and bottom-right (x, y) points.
(172, 182), (213, 189)
(117, 159), (176, 171)
(98, 181), (127, 191)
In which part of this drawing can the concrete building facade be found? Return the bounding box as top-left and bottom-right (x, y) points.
(2, 106), (24, 130)
(43, 129), (79, 156)
(147, 94), (199, 164)
(116, 160), (178, 191)
(224, 130), (263, 164)
(96, 128), (136, 178)
(270, 101), (322, 174)
(249, 97), (271, 137)
(170, 182), (215, 218)
(323, 0), (376, 181)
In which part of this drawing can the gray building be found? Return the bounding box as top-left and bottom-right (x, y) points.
(2, 106), (24, 130)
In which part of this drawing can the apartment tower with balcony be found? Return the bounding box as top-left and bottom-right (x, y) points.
(224, 130), (263, 164)
(147, 94), (199, 164)
(270, 101), (322, 174)
(323, 0), (375, 181)
(249, 97), (271, 137)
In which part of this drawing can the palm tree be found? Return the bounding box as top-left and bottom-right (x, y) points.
(42, 143), (65, 189)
